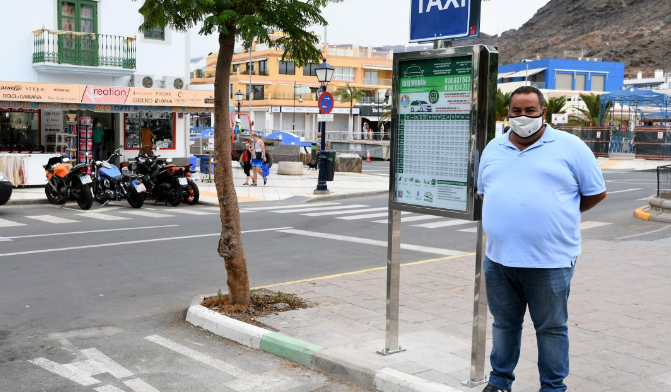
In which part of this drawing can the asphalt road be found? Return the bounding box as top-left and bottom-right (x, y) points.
(1, 167), (668, 391)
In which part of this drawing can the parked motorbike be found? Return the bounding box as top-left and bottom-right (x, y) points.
(43, 155), (93, 210)
(179, 162), (200, 205)
(91, 148), (146, 208)
(132, 154), (183, 206)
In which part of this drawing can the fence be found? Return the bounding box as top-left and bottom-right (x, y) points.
(634, 127), (671, 160)
(657, 164), (671, 199)
(555, 126), (610, 157)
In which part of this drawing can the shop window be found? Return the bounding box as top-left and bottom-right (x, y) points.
(144, 24), (165, 40)
(0, 109), (41, 151)
(124, 112), (175, 150)
(279, 61), (295, 75)
(334, 67), (354, 81)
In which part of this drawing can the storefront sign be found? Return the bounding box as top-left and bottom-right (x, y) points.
(0, 81), (216, 109)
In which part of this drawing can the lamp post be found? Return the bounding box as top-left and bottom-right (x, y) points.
(314, 58), (334, 194)
(522, 59), (531, 86)
(293, 81), (296, 131)
(234, 90), (243, 117)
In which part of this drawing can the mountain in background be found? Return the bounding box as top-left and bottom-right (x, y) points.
(383, 0), (671, 79)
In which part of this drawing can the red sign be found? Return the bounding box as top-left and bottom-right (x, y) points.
(318, 92), (334, 114)
(658, 132), (664, 140)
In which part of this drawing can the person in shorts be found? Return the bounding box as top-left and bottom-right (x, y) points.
(239, 139), (253, 185)
(250, 133), (266, 186)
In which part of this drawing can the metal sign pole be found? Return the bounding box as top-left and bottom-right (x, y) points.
(463, 219), (488, 387)
(378, 208), (405, 355)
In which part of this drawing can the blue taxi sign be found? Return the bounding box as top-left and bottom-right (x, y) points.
(410, 0), (480, 42)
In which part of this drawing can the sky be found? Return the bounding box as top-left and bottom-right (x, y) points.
(189, 0), (551, 66)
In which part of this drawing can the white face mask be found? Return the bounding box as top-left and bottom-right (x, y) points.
(509, 115), (544, 138)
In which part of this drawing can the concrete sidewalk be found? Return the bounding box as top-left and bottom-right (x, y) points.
(188, 237), (671, 392)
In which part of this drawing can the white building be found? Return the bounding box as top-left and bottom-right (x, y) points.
(0, 0), (207, 185)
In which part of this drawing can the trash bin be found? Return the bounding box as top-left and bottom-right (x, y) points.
(326, 149), (336, 181)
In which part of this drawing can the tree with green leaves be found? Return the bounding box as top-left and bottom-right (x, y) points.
(496, 89), (511, 121)
(543, 96), (567, 126)
(577, 93), (612, 126)
(333, 83), (365, 140)
(136, 0), (340, 305)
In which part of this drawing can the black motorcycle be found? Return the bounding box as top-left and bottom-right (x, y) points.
(91, 148), (146, 208)
(132, 154), (183, 206)
(43, 156), (93, 210)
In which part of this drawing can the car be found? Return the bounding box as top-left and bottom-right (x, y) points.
(0, 171), (12, 205)
(410, 100), (432, 112)
(404, 65), (424, 78)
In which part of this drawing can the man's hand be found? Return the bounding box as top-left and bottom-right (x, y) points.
(580, 191), (607, 212)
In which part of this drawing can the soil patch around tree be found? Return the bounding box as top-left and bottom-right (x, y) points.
(201, 288), (310, 331)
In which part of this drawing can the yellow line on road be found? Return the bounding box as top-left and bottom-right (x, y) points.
(634, 205), (651, 221)
(253, 252), (477, 289)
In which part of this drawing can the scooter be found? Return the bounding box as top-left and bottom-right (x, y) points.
(91, 148), (146, 208)
(43, 155), (93, 210)
(178, 163), (200, 205)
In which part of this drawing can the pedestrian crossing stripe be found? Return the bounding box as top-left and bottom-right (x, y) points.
(0, 218), (26, 227)
(26, 215), (80, 224)
(74, 212), (131, 221)
(302, 207), (387, 217)
(117, 210), (175, 218)
(371, 215), (443, 224)
(271, 204), (369, 214)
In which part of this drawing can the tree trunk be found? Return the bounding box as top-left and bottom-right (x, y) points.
(214, 26), (250, 306)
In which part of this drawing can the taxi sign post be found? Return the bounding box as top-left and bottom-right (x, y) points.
(315, 91), (334, 193)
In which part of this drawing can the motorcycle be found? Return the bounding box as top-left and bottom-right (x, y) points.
(91, 148), (146, 208)
(132, 154), (183, 206)
(43, 155), (93, 210)
(178, 162), (200, 205)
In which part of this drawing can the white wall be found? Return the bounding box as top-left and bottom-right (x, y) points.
(0, 0), (188, 85)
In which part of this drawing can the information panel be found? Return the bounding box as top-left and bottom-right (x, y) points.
(394, 56), (473, 211)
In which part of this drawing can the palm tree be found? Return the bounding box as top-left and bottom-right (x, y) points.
(577, 93), (612, 125)
(543, 96), (567, 126)
(496, 89), (511, 121)
(333, 83), (365, 140)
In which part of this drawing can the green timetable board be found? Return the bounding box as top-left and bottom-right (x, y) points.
(396, 56), (472, 211)
(390, 46), (497, 220)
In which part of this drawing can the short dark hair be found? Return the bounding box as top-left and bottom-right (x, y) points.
(509, 86), (545, 110)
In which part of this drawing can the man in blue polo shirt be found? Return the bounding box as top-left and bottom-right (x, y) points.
(477, 86), (606, 392)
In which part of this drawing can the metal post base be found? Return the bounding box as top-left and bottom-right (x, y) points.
(313, 189), (331, 195)
(462, 376), (488, 388)
(376, 346), (406, 356)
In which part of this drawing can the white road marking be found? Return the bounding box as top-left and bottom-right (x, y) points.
(26, 215), (80, 224)
(117, 210), (174, 218)
(337, 211), (412, 220)
(164, 209), (218, 216)
(145, 335), (301, 392)
(0, 227), (292, 257)
(372, 215), (443, 224)
(636, 197), (649, 201)
(74, 212), (131, 221)
(458, 227), (478, 233)
(94, 386), (125, 392)
(242, 202), (340, 211)
(272, 204), (368, 214)
(302, 207), (387, 217)
(580, 221), (612, 230)
(124, 378), (161, 392)
(607, 188), (642, 194)
(145, 334), (253, 377)
(0, 218), (26, 227)
(80, 348), (133, 378)
(28, 357), (100, 386)
(2, 225), (179, 240)
(278, 229), (465, 256)
(412, 219), (473, 228)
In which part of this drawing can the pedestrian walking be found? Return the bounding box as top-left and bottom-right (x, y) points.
(239, 139), (253, 185)
(250, 133), (266, 186)
(477, 86), (607, 392)
(141, 122), (154, 156)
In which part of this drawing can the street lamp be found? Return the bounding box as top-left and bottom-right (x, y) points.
(234, 89), (243, 117)
(314, 58), (334, 194)
(293, 81), (297, 131)
(522, 59), (532, 86)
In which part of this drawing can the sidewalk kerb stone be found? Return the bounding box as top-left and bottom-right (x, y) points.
(186, 305), (269, 349)
(374, 367), (459, 392)
(311, 348), (383, 390)
(259, 332), (322, 367)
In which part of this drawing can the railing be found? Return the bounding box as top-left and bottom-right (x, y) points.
(657, 164), (671, 199)
(33, 29), (136, 69)
(239, 69), (269, 76)
(364, 78), (392, 86)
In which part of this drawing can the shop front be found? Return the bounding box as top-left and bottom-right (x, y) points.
(0, 81), (214, 185)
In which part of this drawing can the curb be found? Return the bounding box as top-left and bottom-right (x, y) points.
(305, 190), (388, 203)
(634, 206), (651, 221)
(633, 205), (671, 223)
(185, 296), (466, 392)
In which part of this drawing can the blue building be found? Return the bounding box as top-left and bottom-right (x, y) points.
(498, 58), (625, 93)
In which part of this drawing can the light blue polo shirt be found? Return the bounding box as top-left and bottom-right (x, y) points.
(476, 125), (606, 268)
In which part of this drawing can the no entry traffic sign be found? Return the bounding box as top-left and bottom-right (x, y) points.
(318, 92), (334, 114)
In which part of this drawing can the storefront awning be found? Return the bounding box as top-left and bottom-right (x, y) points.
(0, 80), (216, 113)
(231, 57), (268, 65)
